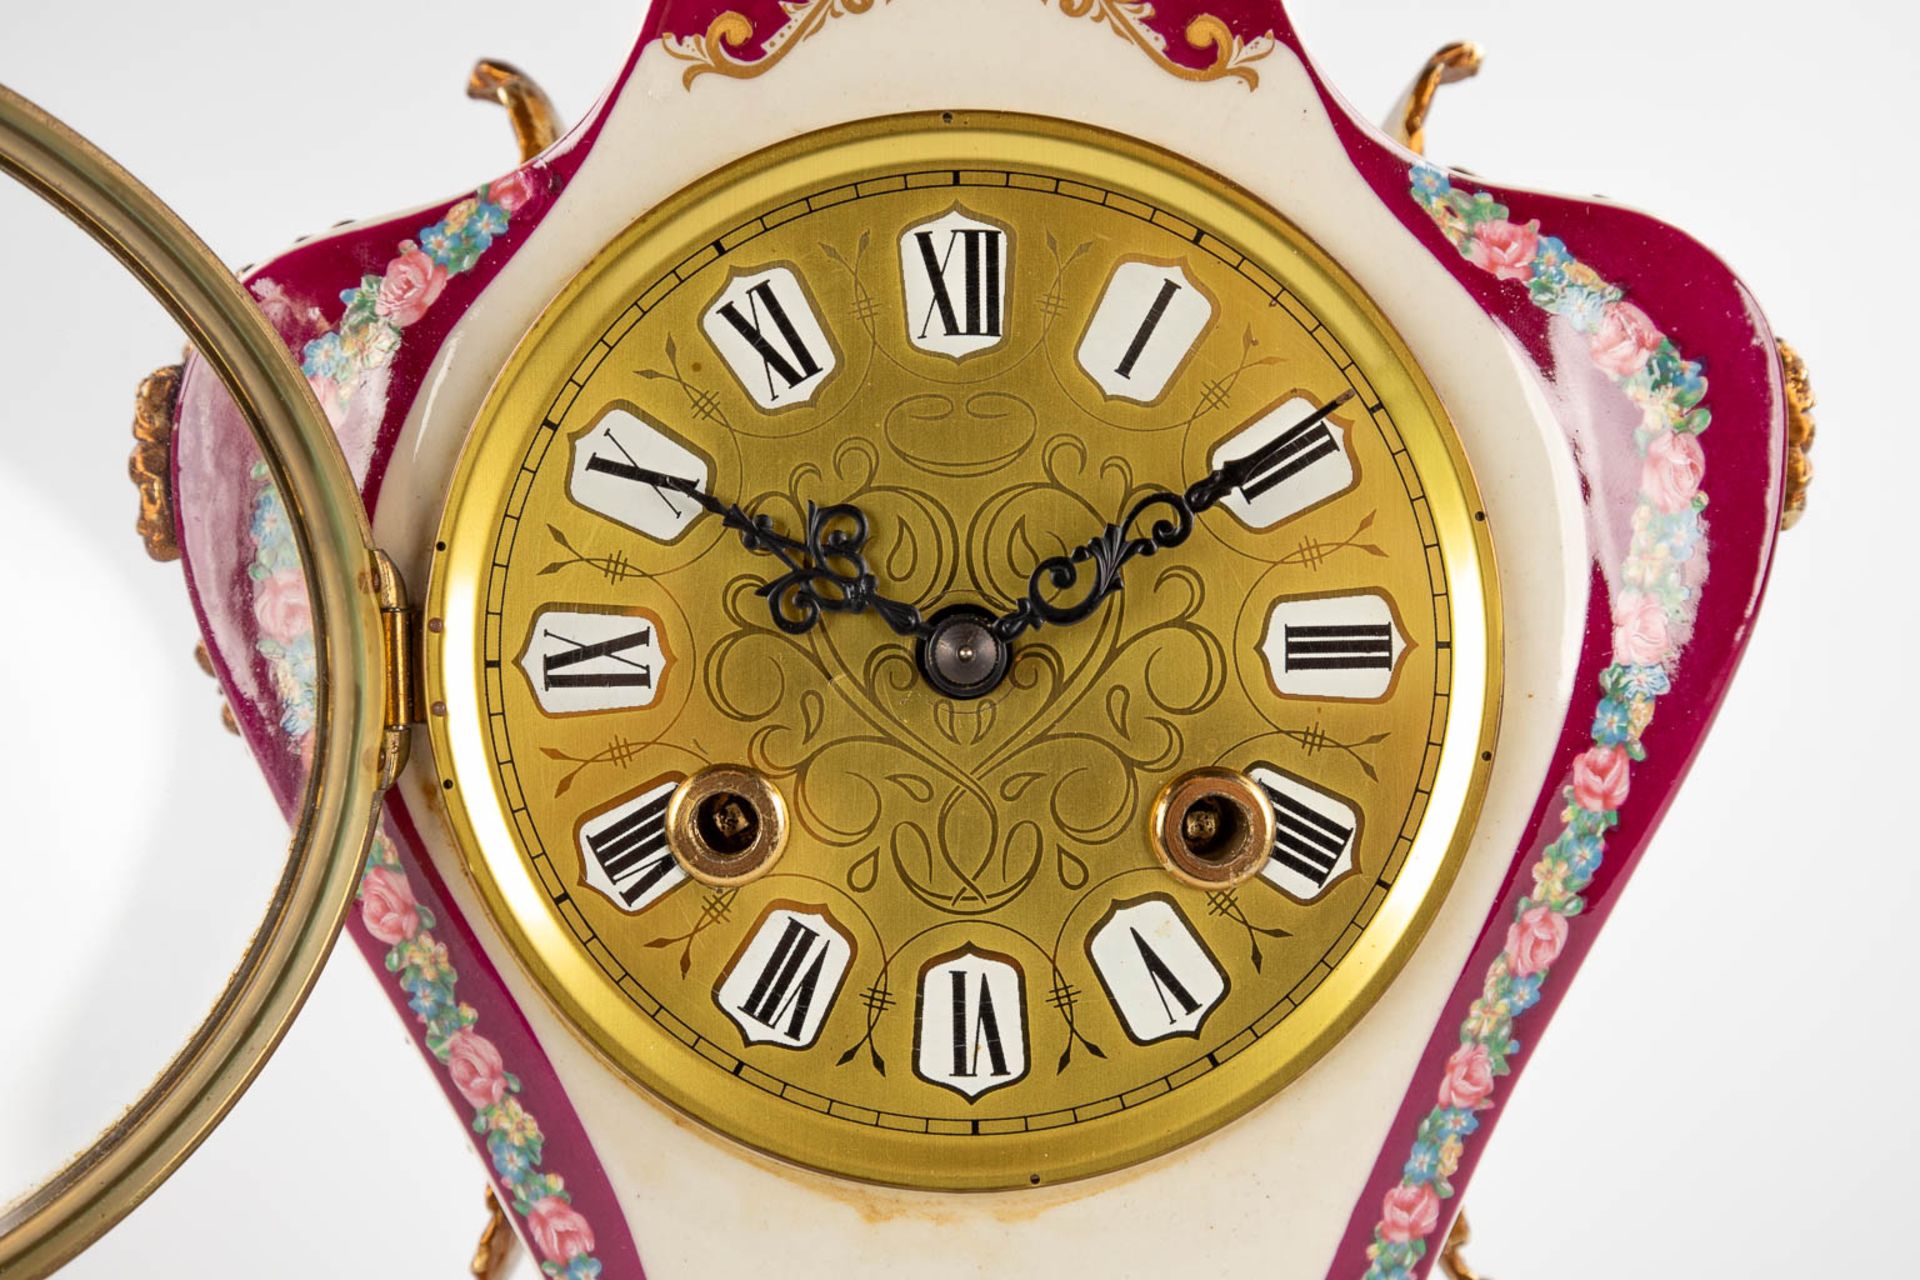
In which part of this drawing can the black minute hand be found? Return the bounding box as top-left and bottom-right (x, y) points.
(617, 464), (932, 640)
(1183, 388), (1357, 513)
(990, 390), (1356, 642)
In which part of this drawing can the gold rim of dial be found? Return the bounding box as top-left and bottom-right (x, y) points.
(426, 111), (1501, 1190)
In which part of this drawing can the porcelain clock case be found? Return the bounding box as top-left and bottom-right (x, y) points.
(163, 2), (1786, 1277)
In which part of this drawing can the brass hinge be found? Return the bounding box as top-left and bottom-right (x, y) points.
(372, 550), (422, 789)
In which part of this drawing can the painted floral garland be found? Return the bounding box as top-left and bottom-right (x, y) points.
(1360, 167), (1710, 1279)
(245, 177), (606, 1279)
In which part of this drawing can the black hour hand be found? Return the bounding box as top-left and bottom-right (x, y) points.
(614, 462), (928, 640)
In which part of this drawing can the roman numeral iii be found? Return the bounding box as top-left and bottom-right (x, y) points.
(1259, 591), (1410, 700)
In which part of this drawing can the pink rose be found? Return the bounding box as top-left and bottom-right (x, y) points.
(527, 1197), (595, 1263)
(359, 866), (420, 944)
(1571, 744), (1631, 814)
(491, 169), (538, 214)
(1590, 301), (1664, 377)
(1468, 219), (1540, 281)
(1505, 904), (1569, 978)
(1379, 1183), (1440, 1244)
(1611, 592), (1672, 667)
(1438, 1042), (1496, 1110)
(253, 568), (312, 646)
(374, 248), (448, 327)
(446, 1030), (508, 1109)
(1643, 430), (1705, 514)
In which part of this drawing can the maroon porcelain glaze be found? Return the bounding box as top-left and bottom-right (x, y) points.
(166, 5), (1787, 1276)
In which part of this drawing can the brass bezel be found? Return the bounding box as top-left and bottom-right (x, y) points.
(426, 111), (1502, 1190)
(0, 87), (388, 1273)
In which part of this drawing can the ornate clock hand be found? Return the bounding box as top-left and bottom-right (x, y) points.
(614, 463), (932, 640)
(991, 390), (1356, 642)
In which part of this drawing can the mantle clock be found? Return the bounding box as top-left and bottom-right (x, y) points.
(0, 2), (1810, 1277)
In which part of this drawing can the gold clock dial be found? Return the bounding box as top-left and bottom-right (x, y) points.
(427, 113), (1498, 1189)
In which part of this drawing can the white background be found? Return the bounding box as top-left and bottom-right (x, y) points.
(0, 1), (1905, 1275)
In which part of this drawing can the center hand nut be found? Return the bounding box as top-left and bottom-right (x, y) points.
(917, 605), (1011, 700)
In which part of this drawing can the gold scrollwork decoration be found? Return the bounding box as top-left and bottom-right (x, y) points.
(129, 360), (183, 561)
(662, 0), (1272, 89)
(1778, 338), (1815, 530)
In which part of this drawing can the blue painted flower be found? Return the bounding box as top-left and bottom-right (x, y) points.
(1616, 664), (1672, 699)
(1552, 284), (1612, 333)
(1411, 166), (1450, 201)
(1565, 832), (1604, 880)
(1403, 1140), (1442, 1183)
(1591, 697), (1632, 745)
(471, 199), (509, 239)
(301, 330), (349, 381)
